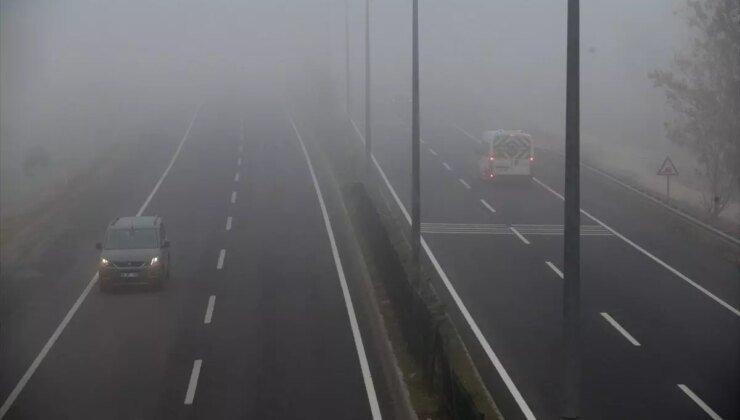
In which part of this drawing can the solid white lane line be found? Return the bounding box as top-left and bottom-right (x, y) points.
(442, 162), (452, 171)
(216, 249), (226, 270)
(455, 125), (483, 144)
(351, 119), (411, 222)
(226, 216), (232, 231)
(204, 296), (216, 324)
(291, 115), (382, 420)
(532, 177), (740, 317)
(569, 152), (739, 247)
(480, 199), (496, 214)
(138, 108), (200, 216)
(429, 148), (438, 156)
(231, 191), (237, 204)
(184, 360), (202, 405)
(459, 179), (471, 190)
(678, 385), (723, 420)
(237, 157), (242, 166)
(0, 107), (201, 419)
(600, 313), (640, 346)
(546, 261), (563, 279)
(349, 118), (535, 420)
(510, 227), (530, 245)
(234, 172), (240, 182)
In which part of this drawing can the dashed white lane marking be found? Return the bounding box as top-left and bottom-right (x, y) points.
(234, 172), (240, 182)
(600, 313), (640, 346)
(0, 106), (201, 419)
(238, 144), (243, 153)
(225, 216), (232, 231)
(510, 227), (530, 244)
(546, 261), (564, 279)
(678, 384), (723, 420)
(291, 114), (382, 420)
(532, 176), (740, 318)
(204, 296), (216, 324)
(428, 148), (438, 156)
(231, 191), (237, 204)
(350, 117), (534, 420)
(442, 162), (452, 171)
(480, 199), (496, 214)
(216, 249), (226, 270)
(459, 179), (471, 190)
(237, 157), (242, 166)
(184, 360), (202, 405)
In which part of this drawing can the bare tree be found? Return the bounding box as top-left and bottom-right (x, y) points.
(650, 0), (740, 219)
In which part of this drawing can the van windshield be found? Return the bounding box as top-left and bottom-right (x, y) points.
(105, 228), (159, 249)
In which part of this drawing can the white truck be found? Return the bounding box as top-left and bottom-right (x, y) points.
(477, 130), (534, 180)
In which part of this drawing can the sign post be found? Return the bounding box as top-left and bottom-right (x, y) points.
(657, 156), (679, 203)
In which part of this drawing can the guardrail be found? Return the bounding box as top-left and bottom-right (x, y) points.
(349, 183), (483, 420)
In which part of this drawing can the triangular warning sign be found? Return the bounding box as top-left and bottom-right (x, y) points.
(657, 156), (678, 176)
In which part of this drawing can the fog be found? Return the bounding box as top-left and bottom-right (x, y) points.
(3, 0), (720, 218)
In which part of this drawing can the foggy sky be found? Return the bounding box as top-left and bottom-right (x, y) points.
(2, 0), (690, 162)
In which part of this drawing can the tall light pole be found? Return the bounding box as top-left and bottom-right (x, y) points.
(364, 0), (372, 178)
(411, 0), (420, 270)
(345, 0), (350, 114)
(562, 0), (581, 418)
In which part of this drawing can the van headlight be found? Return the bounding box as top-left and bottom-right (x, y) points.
(100, 258), (110, 267)
(150, 256), (159, 266)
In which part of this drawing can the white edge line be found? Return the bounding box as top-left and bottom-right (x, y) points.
(510, 227), (531, 245)
(545, 261), (564, 279)
(442, 162), (452, 171)
(544, 148), (739, 247)
(350, 118), (536, 420)
(226, 216), (232, 231)
(480, 199), (497, 214)
(351, 118), (412, 223)
(231, 191), (237, 204)
(137, 107), (200, 217)
(532, 177), (740, 317)
(454, 124), (483, 144)
(678, 384), (723, 420)
(204, 296), (216, 324)
(459, 179), (471, 190)
(216, 249), (226, 270)
(429, 148), (438, 156)
(184, 359), (202, 405)
(600, 312), (640, 346)
(0, 106), (200, 419)
(292, 114), (382, 420)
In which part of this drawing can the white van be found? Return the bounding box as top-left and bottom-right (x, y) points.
(478, 130), (534, 180)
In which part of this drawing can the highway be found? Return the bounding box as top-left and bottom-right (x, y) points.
(0, 101), (385, 420)
(357, 117), (739, 420)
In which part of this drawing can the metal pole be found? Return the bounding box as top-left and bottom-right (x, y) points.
(667, 176), (671, 203)
(411, 0), (421, 270)
(364, 0), (372, 179)
(345, 0), (350, 115)
(562, 0), (581, 418)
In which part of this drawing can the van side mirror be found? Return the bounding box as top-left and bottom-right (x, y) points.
(95, 242), (102, 250)
(162, 240), (170, 248)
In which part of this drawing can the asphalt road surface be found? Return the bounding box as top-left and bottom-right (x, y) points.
(0, 102), (384, 420)
(358, 117), (739, 420)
